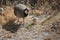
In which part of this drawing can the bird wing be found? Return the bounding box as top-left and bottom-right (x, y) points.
(15, 4), (27, 10)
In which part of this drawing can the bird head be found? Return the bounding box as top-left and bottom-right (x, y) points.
(24, 8), (29, 14)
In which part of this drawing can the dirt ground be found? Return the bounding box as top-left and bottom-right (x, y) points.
(0, 6), (60, 40)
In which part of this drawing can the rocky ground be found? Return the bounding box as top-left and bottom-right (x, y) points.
(0, 6), (60, 40)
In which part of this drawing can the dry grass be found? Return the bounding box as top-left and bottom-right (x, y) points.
(0, 6), (16, 25)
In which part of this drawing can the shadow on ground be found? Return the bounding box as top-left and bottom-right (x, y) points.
(2, 20), (21, 33)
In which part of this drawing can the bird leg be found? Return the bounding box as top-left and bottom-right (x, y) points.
(17, 17), (20, 24)
(15, 17), (25, 26)
(19, 18), (24, 24)
(14, 17), (20, 24)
